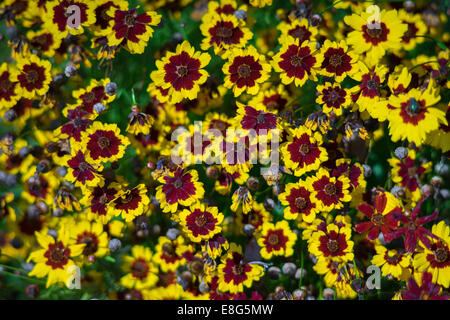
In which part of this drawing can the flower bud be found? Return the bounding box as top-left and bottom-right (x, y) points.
(206, 166), (218, 179)
(234, 9), (247, 20)
(246, 177), (259, 191)
(108, 239), (122, 252)
(420, 184), (433, 197)
(243, 224), (255, 236)
(311, 14), (322, 26)
(282, 262), (296, 276)
(166, 228), (180, 240)
(264, 198), (275, 211)
(391, 186), (405, 198)
(4, 109), (18, 122)
(362, 164), (372, 178)
(404, 1), (415, 12)
(268, 266), (281, 280)
(394, 147), (408, 160)
(25, 284), (40, 299)
(94, 102), (106, 114)
(64, 64), (77, 77)
(105, 82), (118, 96)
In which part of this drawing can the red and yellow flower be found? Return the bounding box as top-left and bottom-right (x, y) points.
(156, 167), (205, 214)
(279, 180), (320, 223)
(106, 7), (161, 54)
(27, 229), (85, 288)
(271, 38), (322, 87)
(318, 40), (359, 82)
(178, 203), (224, 242)
(217, 243), (264, 294)
(79, 121), (130, 163)
(257, 221), (297, 259)
(309, 223), (354, 263)
(0, 63), (19, 109)
(120, 245), (158, 289)
(316, 82), (352, 116)
(281, 126), (328, 177)
(344, 9), (407, 63)
(11, 54), (52, 99)
(108, 184), (150, 222)
(151, 41), (211, 104)
(309, 168), (351, 211)
(223, 46), (271, 97)
(371, 244), (410, 280)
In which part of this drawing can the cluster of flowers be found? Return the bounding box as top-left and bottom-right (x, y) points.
(0, 0), (449, 300)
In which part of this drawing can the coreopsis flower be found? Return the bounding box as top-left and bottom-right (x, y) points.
(371, 244), (410, 280)
(44, 0), (96, 37)
(120, 245), (158, 289)
(249, 0), (272, 8)
(234, 103), (279, 140)
(80, 121), (130, 163)
(354, 191), (401, 241)
(277, 17), (319, 44)
(318, 40), (359, 82)
(151, 41), (211, 104)
(388, 149), (431, 201)
(56, 107), (93, 143)
(127, 105), (155, 136)
(11, 54), (52, 99)
(71, 78), (116, 117)
(349, 62), (388, 117)
(344, 9), (407, 63)
(0, 63), (19, 109)
(80, 182), (120, 224)
(248, 84), (289, 114)
(271, 38), (322, 87)
(106, 7), (161, 54)
(313, 260), (345, 288)
(217, 243), (264, 294)
(401, 272), (450, 300)
(309, 223), (354, 263)
(231, 186), (253, 214)
(155, 167), (205, 214)
(67, 218), (110, 263)
(279, 180), (320, 223)
(202, 0), (247, 22)
(398, 10), (427, 51)
(413, 221), (450, 288)
(387, 82), (447, 146)
(305, 111), (331, 134)
(202, 234), (229, 260)
(426, 106), (450, 152)
(109, 184), (150, 222)
(331, 159), (366, 195)
(309, 168), (352, 211)
(257, 221), (297, 259)
(281, 126), (328, 177)
(153, 235), (189, 272)
(26, 29), (62, 58)
(223, 46), (271, 97)
(316, 82), (352, 116)
(62, 150), (103, 188)
(200, 13), (253, 57)
(385, 197), (438, 253)
(91, 0), (128, 36)
(27, 229), (85, 288)
(178, 203), (224, 242)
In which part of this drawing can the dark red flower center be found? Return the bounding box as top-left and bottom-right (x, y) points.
(295, 196), (307, 210)
(77, 232), (98, 256)
(174, 178), (183, 189)
(176, 65), (189, 77)
(237, 64), (251, 78)
(327, 240), (339, 253)
(131, 258), (149, 279)
(329, 54), (342, 68)
(232, 264), (244, 275)
(0, 78), (13, 91)
(124, 13), (135, 26)
(44, 241), (70, 269)
(216, 26), (233, 38)
(434, 248), (448, 263)
(324, 183), (336, 196)
(97, 136), (110, 149)
(371, 213), (385, 226)
(195, 214), (207, 227)
(25, 70), (39, 84)
(268, 233), (279, 246)
(298, 143), (310, 155)
(290, 55), (302, 67)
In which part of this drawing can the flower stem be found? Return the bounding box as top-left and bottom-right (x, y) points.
(0, 269), (45, 285)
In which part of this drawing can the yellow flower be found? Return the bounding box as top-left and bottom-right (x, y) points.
(151, 41), (211, 104)
(257, 221), (297, 259)
(344, 9), (408, 63)
(271, 37), (322, 87)
(309, 224), (354, 263)
(0, 63), (20, 109)
(120, 245), (158, 289)
(317, 40), (359, 82)
(108, 184), (150, 222)
(27, 229), (85, 288)
(413, 221), (450, 288)
(217, 243), (264, 294)
(223, 45), (271, 97)
(279, 180), (321, 223)
(316, 82), (352, 116)
(371, 245), (411, 280)
(387, 81), (447, 146)
(178, 202), (224, 242)
(11, 54), (52, 99)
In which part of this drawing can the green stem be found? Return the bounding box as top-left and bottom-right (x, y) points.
(299, 241), (304, 288)
(0, 269), (45, 285)
(0, 263), (27, 273)
(408, 60), (440, 73)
